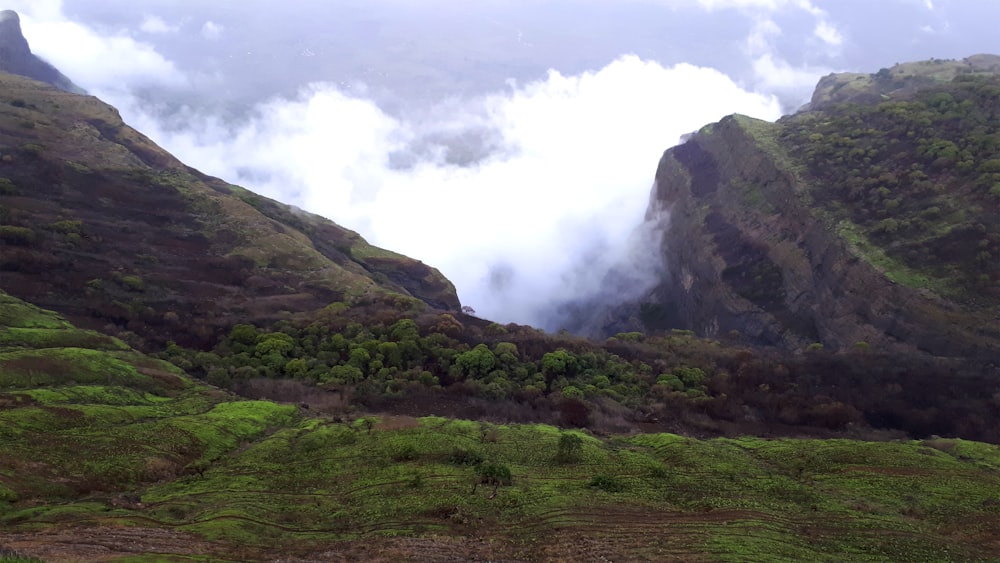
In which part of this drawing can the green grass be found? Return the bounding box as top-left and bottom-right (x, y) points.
(835, 219), (954, 294)
(0, 292), (70, 329)
(0, 327), (128, 350)
(103, 419), (997, 560)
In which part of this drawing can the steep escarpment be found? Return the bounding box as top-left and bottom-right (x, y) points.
(0, 71), (459, 349)
(631, 58), (1000, 359)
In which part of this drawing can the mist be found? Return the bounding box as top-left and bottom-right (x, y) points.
(10, 0), (998, 330)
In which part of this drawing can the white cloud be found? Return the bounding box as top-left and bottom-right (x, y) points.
(22, 18), (187, 93)
(734, 5), (839, 107)
(201, 21), (224, 41)
(752, 52), (829, 93)
(121, 56), (781, 327)
(12, 3), (187, 95)
(0, 0), (63, 21)
(139, 15), (179, 35)
(747, 18), (782, 54)
(814, 21), (843, 46)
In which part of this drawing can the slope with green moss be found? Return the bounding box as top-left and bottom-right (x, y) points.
(0, 71), (458, 351)
(622, 56), (1000, 359)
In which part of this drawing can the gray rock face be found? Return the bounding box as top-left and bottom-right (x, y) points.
(0, 10), (83, 93)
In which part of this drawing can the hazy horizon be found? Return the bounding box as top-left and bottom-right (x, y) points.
(6, 0), (998, 330)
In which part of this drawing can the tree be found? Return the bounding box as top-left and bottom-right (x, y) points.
(390, 318), (419, 341)
(284, 358), (309, 378)
(254, 333), (295, 357)
(494, 342), (519, 366)
(542, 350), (577, 377)
(455, 344), (497, 379)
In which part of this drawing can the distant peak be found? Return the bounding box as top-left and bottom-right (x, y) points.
(0, 9), (29, 49)
(0, 9), (83, 94)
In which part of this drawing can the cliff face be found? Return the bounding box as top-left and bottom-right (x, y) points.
(631, 57), (1000, 359)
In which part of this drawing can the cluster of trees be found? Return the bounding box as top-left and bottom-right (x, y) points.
(163, 315), (715, 412)
(159, 307), (1000, 443)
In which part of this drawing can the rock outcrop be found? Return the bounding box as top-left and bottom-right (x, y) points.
(0, 10), (82, 93)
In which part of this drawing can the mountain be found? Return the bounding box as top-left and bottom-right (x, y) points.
(599, 55), (1000, 359)
(0, 70), (459, 350)
(1, 34), (999, 559)
(0, 10), (82, 94)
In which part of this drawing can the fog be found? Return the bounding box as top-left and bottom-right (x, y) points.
(7, 0), (998, 329)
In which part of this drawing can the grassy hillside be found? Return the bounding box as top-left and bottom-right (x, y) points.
(2, 290), (999, 561)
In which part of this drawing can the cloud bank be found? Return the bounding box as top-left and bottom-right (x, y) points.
(118, 58), (781, 328)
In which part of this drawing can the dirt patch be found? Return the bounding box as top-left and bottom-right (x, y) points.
(2, 525), (227, 562)
(376, 415), (422, 431)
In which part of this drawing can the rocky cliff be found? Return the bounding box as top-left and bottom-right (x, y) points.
(625, 56), (1000, 359)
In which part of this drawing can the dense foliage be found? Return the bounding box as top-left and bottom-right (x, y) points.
(158, 307), (1000, 443)
(782, 73), (1000, 301)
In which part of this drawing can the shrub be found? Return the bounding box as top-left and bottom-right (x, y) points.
(555, 432), (584, 464)
(0, 177), (16, 195)
(0, 225), (35, 245)
(448, 447), (484, 466)
(473, 463), (512, 495)
(47, 220), (83, 234)
(589, 475), (624, 493)
(391, 444), (418, 462)
(120, 275), (145, 292)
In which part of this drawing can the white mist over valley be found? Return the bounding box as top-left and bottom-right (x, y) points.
(8, 0), (998, 329)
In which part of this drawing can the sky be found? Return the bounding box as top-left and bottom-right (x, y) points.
(5, 0), (999, 330)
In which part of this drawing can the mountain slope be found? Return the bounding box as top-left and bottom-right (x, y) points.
(616, 55), (1000, 358)
(0, 71), (459, 349)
